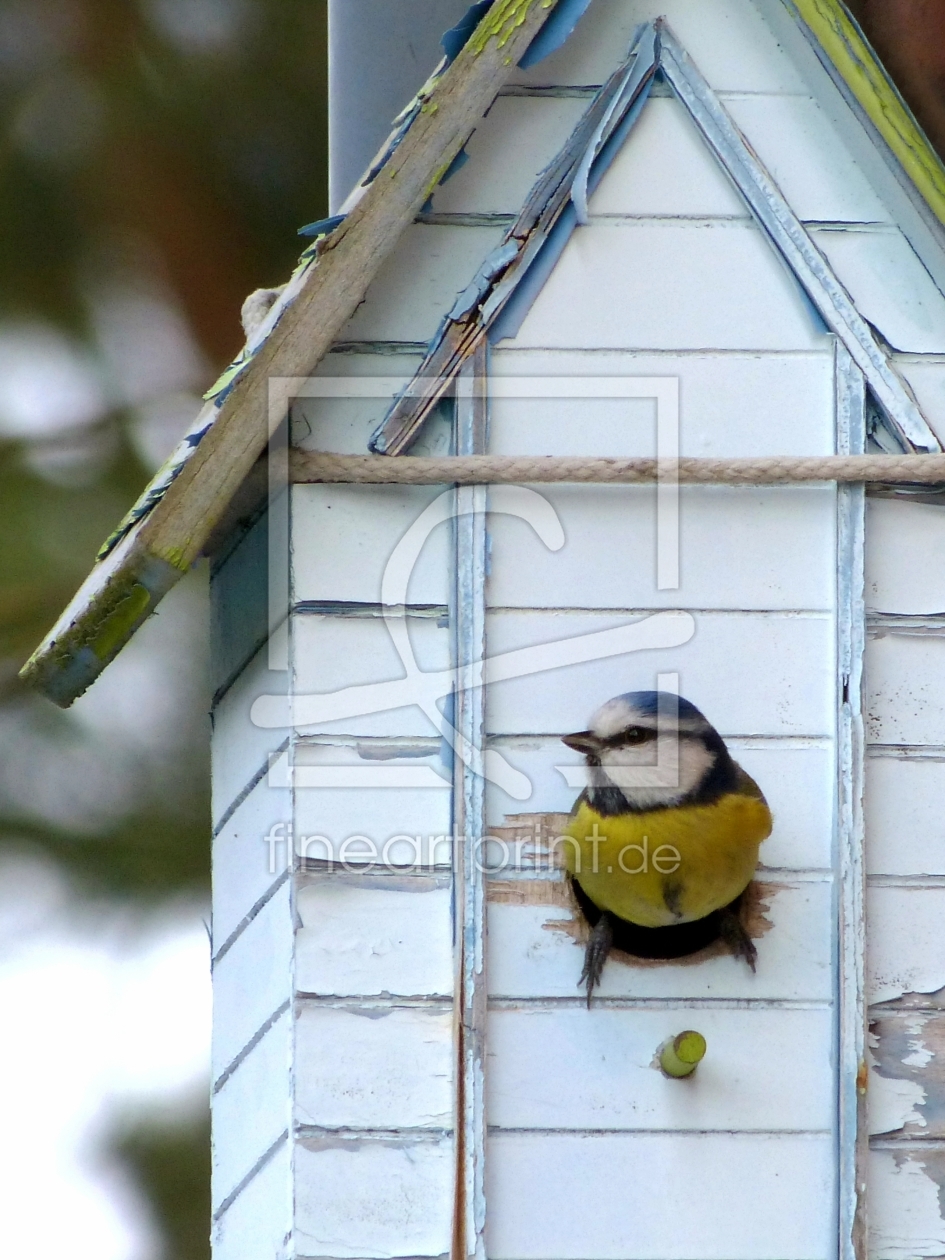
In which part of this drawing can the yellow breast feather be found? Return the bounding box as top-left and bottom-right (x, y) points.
(564, 789), (772, 929)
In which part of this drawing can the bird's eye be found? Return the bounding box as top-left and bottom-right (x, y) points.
(602, 726), (650, 747)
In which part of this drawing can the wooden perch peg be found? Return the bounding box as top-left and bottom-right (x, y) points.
(659, 1031), (707, 1078)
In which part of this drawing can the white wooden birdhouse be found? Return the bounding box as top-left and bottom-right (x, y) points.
(23, 2), (945, 1258)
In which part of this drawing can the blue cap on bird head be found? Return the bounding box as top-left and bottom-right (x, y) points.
(586, 691), (713, 742)
(614, 691), (706, 721)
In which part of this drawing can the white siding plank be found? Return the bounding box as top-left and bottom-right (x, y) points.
(290, 612), (451, 737)
(487, 1006), (833, 1131)
(812, 229), (945, 355)
(485, 1132), (834, 1260)
(212, 776), (291, 951)
(868, 886), (945, 1005)
(505, 221), (825, 351)
(509, 0), (808, 93)
(294, 876), (454, 997)
(869, 1148), (945, 1260)
(432, 96), (589, 216)
(485, 739), (834, 871)
(212, 1138), (291, 1260)
(338, 224), (504, 343)
(725, 95), (892, 225)
(295, 1005), (453, 1129)
(866, 756), (945, 876)
(292, 353), (427, 454)
(485, 611), (835, 736)
(892, 359), (945, 448)
(866, 498), (945, 615)
(588, 96), (747, 218)
(489, 349), (836, 457)
(292, 744), (451, 864)
(212, 879), (292, 1080)
(486, 485), (836, 611)
(295, 1137), (454, 1259)
(212, 1009), (290, 1212)
(868, 1008), (939, 1137)
(866, 633), (945, 745)
(487, 880), (833, 1001)
(290, 484), (451, 606)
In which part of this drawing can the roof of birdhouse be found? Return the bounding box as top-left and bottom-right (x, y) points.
(21, 0), (945, 707)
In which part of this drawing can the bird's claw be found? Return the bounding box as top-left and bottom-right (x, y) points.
(578, 912), (614, 1006)
(719, 905), (757, 972)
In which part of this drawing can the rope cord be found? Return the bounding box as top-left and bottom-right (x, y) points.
(290, 451), (945, 485)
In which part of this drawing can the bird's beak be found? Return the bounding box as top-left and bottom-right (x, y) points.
(562, 730), (602, 755)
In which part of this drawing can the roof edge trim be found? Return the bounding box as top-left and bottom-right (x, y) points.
(783, 0), (945, 229)
(19, 0), (565, 708)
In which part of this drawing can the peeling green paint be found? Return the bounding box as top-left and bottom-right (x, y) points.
(90, 583), (152, 662)
(425, 156), (458, 199)
(157, 546), (193, 573)
(468, 0), (554, 55)
(788, 0), (945, 228)
(19, 553), (181, 707)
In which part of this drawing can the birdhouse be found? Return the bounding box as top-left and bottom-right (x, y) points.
(22, 2), (945, 1259)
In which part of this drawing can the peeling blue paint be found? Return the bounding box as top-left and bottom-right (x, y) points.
(298, 214), (346, 238)
(570, 24), (658, 223)
(518, 0), (595, 68)
(486, 50), (656, 340)
(449, 240), (521, 321)
(371, 23), (660, 454)
(438, 146), (471, 186)
(488, 205), (576, 343)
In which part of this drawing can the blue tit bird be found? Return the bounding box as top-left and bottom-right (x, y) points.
(562, 691), (772, 1003)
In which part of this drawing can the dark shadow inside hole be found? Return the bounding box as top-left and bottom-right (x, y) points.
(571, 877), (746, 960)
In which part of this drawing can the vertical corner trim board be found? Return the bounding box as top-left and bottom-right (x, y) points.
(836, 343), (869, 1260)
(452, 346), (489, 1260)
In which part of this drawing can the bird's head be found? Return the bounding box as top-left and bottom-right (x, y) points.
(562, 690), (730, 814)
